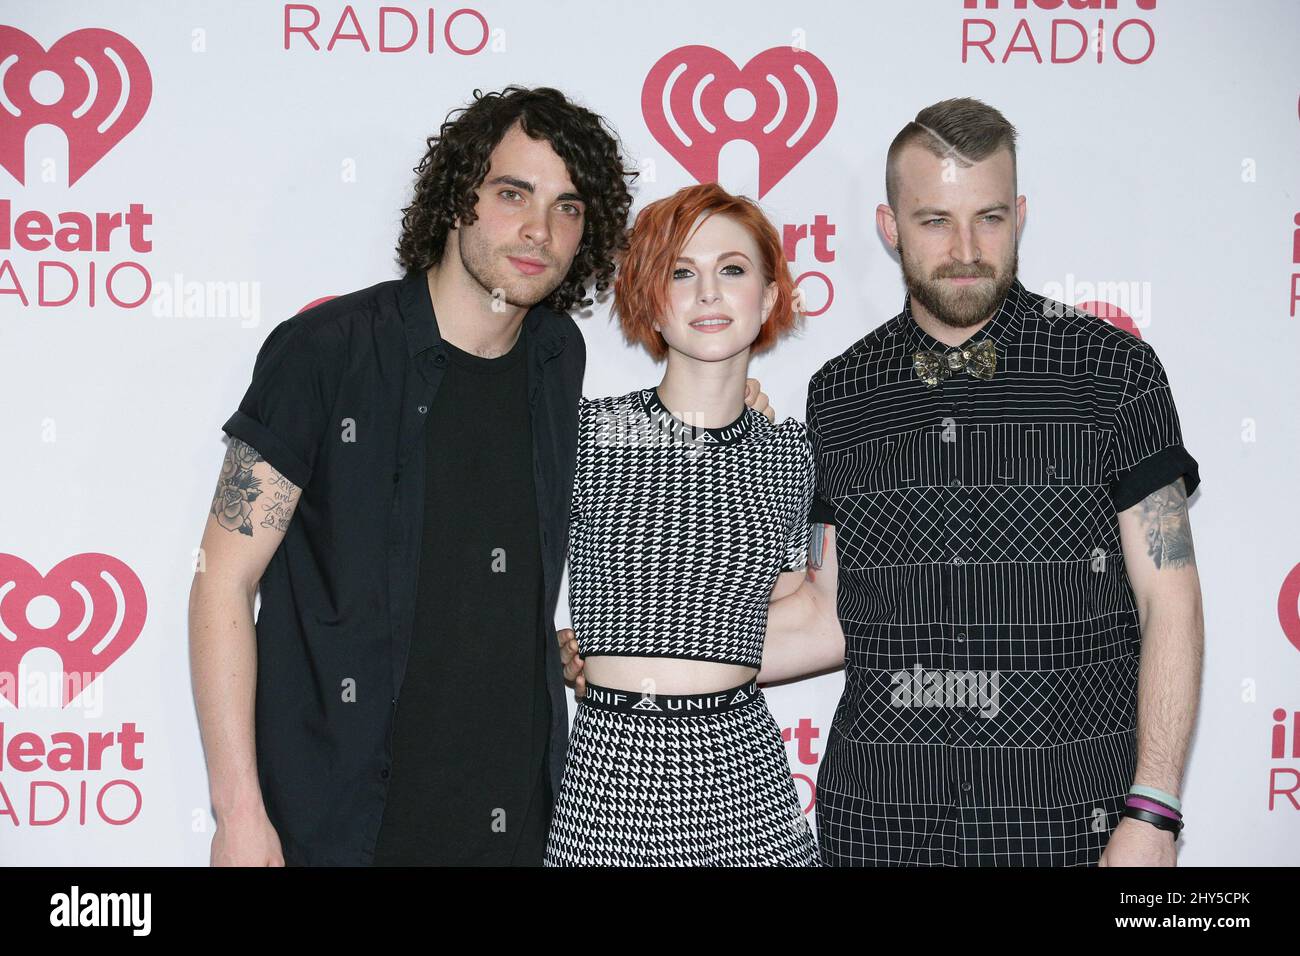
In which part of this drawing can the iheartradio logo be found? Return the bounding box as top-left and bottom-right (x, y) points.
(298, 295), (337, 313)
(1076, 300), (1142, 339)
(0, 553), (146, 708)
(0, 26), (152, 186)
(1042, 276), (1150, 338)
(642, 45), (837, 198)
(1280, 563), (1300, 656)
(781, 716), (822, 814)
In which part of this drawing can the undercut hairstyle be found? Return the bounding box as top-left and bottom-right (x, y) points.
(614, 182), (800, 362)
(885, 97), (1018, 210)
(396, 86), (637, 313)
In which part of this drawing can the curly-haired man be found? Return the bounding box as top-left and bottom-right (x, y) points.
(189, 88), (686, 866)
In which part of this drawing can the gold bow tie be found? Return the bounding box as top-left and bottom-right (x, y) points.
(913, 339), (997, 388)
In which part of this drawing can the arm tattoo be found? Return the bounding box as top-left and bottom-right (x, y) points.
(1137, 479), (1196, 570)
(210, 438), (297, 536)
(259, 470), (297, 532)
(808, 523), (827, 574)
(211, 439), (263, 536)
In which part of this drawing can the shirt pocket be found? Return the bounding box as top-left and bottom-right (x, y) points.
(994, 432), (1103, 488)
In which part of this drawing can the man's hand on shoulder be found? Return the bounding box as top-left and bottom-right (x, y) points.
(744, 377), (774, 422)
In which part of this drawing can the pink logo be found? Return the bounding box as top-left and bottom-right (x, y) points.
(0, 553), (146, 707)
(642, 45), (837, 198)
(298, 295), (337, 313)
(1280, 563), (1300, 655)
(1076, 299), (1142, 339)
(0, 27), (152, 186)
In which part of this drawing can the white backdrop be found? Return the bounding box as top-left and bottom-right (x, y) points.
(1, 0), (1298, 866)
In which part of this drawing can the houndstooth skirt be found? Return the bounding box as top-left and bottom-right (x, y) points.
(544, 679), (819, 866)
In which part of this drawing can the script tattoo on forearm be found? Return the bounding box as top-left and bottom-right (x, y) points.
(1138, 479), (1196, 570)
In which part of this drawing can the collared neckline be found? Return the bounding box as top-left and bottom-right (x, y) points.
(398, 269), (568, 360)
(638, 386), (756, 446)
(901, 276), (1027, 358)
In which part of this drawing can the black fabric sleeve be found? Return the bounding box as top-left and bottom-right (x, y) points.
(221, 317), (335, 490)
(1109, 338), (1201, 512)
(809, 494), (839, 525)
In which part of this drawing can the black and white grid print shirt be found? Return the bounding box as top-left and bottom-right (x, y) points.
(568, 387), (814, 670)
(807, 277), (1201, 866)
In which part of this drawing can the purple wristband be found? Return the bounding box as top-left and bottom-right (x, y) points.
(1126, 796), (1182, 820)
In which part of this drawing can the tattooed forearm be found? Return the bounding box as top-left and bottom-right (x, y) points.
(808, 523), (827, 575)
(1138, 479), (1196, 570)
(259, 469), (297, 532)
(210, 438), (266, 537)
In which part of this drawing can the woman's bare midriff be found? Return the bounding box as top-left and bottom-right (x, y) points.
(582, 656), (758, 696)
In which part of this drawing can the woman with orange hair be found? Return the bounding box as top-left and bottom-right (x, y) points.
(543, 182), (818, 866)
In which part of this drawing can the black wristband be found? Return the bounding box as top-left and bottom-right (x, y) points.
(1123, 805), (1183, 837)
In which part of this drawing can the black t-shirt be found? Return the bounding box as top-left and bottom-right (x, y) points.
(372, 324), (551, 866)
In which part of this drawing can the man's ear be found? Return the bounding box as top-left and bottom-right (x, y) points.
(876, 202), (899, 250)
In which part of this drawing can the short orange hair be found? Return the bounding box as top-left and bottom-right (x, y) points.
(613, 182), (799, 361)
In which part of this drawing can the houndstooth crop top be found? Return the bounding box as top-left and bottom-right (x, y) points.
(567, 387), (815, 669)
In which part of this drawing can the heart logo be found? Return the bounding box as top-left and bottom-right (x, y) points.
(642, 45), (837, 197)
(1076, 300), (1142, 340)
(0, 27), (152, 186)
(1280, 563), (1300, 656)
(0, 553), (147, 707)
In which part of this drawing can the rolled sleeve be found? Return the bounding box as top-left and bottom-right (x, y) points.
(221, 317), (333, 491)
(1109, 339), (1201, 512)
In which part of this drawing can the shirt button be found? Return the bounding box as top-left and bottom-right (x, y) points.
(418, 405), (428, 414)
(961, 781), (972, 792)
(1046, 464), (1057, 476)
(949, 477), (962, 488)
(380, 768), (390, 780)
(956, 632), (966, 643)
(434, 353), (447, 366)
(952, 556), (965, 566)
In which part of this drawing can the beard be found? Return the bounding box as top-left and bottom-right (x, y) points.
(455, 223), (565, 309)
(898, 238), (1018, 329)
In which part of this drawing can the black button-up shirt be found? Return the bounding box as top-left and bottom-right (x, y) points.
(220, 270), (583, 865)
(807, 278), (1200, 866)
